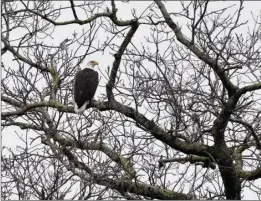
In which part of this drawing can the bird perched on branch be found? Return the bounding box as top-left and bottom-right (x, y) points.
(74, 60), (99, 114)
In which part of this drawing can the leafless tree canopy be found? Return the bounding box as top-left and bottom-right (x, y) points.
(2, 1), (261, 200)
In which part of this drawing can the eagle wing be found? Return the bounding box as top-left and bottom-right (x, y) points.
(74, 69), (99, 108)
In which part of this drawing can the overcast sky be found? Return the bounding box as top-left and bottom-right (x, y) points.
(2, 1), (261, 199)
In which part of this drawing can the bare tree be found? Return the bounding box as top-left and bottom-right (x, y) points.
(2, 1), (261, 200)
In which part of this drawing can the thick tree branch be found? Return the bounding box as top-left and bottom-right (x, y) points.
(69, 0), (78, 20)
(152, 2), (261, 199)
(210, 90), (244, 199)
(159, 155), (216, 170)
(154, 0), (238, 97)
(51, 132), (136, 179)
(22, 7), (136, 27)
(212, 82), (261, 142)
(106, 21), (139, 100)
(2, 38), (49, 72)
(2, 121), (43, 131)
(2, 96), (213, 158)
(235, 82), (261, 97)
(2, 95), (22, 107)
(239, 167), (261, 181)
(42, 137), (193, 200)
(2, 1), (261, 199)
(229, 117), (261, 150)
(1, 99), (72, 117)
(210, 83), (261, 199)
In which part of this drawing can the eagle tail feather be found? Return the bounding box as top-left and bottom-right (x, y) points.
(74, 101), (89, 114)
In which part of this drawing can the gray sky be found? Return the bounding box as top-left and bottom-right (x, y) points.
(2, 1), (261, 199)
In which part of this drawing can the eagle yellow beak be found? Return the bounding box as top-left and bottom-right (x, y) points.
(93, 61), (99, 66)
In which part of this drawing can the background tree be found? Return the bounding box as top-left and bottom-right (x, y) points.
(2, 1), (261, 200)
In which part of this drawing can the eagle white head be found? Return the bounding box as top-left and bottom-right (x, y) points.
(85, 60), (99, 70)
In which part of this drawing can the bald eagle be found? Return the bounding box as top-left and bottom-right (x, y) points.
(74, 60), (99, 114)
